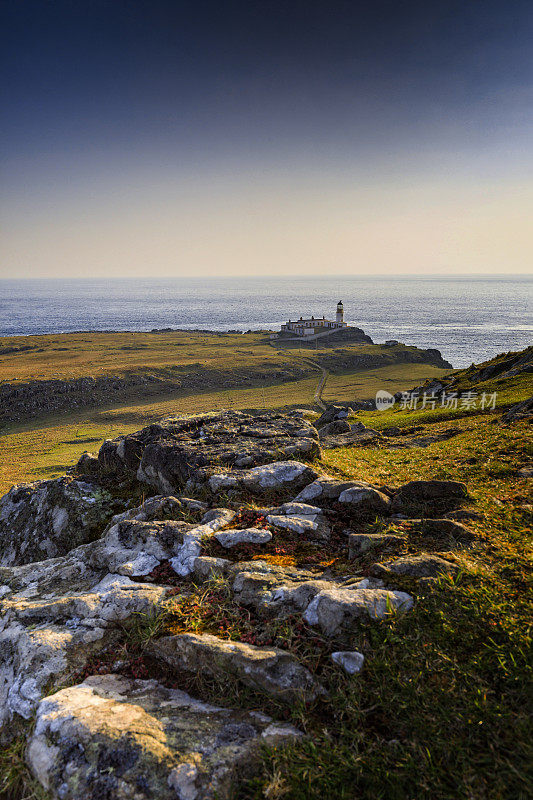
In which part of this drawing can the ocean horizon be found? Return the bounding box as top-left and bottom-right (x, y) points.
(1, 274), (531, 369)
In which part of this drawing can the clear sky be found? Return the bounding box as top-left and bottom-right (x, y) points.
(1, 0), (532, 278)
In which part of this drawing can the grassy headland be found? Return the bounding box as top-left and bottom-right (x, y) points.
(0, 330), (449, 493)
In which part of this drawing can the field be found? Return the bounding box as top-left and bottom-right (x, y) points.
(0, 341), (531, 800)
(0, 329), (444, 384)
(0, 330), (291, 382)
(0, 329), (449, 494)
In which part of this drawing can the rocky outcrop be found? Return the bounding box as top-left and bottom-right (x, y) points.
(78, 410), (320, 494)
(0, 554), (167, 733)
(0, 364), (314, 425)
(0, 477), (118, 567)
(148, 633), (325, 702)
(27, 675), (301, 800)
(0, 408), (481, 798)
(502, 395), (533, 422)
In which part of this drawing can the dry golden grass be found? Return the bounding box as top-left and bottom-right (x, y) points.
(0, 362), (448, 494)
(0, 330), (290, 382)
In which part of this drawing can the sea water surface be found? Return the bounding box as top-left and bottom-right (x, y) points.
(0, 275), (531, 368)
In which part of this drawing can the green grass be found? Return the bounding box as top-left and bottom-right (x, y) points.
(236, 410), (532, 800)
(1, 344), (531, 799)
(0, 734), (48, 800)
(0, 330), (445, 384)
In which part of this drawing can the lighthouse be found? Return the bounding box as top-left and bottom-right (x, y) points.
(336, 300), (344, 324)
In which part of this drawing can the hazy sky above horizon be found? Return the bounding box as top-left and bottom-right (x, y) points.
(2, 0), (532, 279)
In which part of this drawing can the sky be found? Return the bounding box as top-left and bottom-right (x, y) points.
(1, 0), (532, 279)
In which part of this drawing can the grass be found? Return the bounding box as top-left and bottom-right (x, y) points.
(0, 330), (446, 385)
(236, 408), (532, 799)
(0, 734), (48, 800)
(0, 363), (447, 495)
(1, 343), (531, 799)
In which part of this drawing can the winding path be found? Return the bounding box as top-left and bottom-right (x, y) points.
(271, 343), (329, 410)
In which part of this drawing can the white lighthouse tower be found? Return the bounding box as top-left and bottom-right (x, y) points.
(336, 300), (344, 324)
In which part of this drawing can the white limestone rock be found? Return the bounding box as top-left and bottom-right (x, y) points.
(209, 461), (319, 495)
(214, 528), (272, 548)
(331, 650), (365, 675)
(148, 632), (325, 701)
(27, 674), (302, 799)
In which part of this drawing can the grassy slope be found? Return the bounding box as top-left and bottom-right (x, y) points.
(0, 359), (446, 494)
(243, 404), (531, 800)
(0, 330), (284, 382)
(1, 349), (532, 799)
(0, 330), (444, 384)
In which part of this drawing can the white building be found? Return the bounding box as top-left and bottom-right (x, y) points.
(280, 301), (348, 337)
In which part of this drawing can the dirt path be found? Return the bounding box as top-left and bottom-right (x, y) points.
(271, 344), (329, 410)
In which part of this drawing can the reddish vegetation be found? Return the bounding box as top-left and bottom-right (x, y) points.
(144, 560), (182, 585)
(74, 651), (149, 682)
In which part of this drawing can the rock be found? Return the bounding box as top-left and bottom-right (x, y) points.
(201, 508), (236, 526)
(391, 480), (468, 513)
(331, 651), (365, 675)
(370, 554), (460, 580)
(79, 411), (321, 494)
(416, 518), (476, 542)
(70, 506), (235, 582)
(338, 485), (391, 515)
(76, 450), (100, 476)
(266, 514), (330, 541)
(348, 532), (405, 558)
(148, 633), (325, 701)
(316, 405), (349, 427)
(169, 510), (236, 577)
(302, 581), (413, 635)
(88, 519), (194, 576)
(443, 509), (483, 522)
(214, 528), (273, 548)
(27, 674), (302, 799)
(0, 477), (116, 567)
(517, 466), (533, 478)
(229, 565), (414, 636)
(382, 426), (401, 436)
(266, 501), (331, 541)
(0, 554), (167, 732)
(209, 461), (319, 496)
(192, 556), (232, 580)
(318, 419), (351, 439)
(295, 478), (375, 505)
(180, 497), (209, 514)
(106, 494), (183, 529)
(269, 502), (323, 516)
(501, 395), (533, 422)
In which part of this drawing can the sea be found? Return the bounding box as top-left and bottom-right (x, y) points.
(0, 275), (531, 369)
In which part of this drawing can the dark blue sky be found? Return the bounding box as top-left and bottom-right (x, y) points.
(2, 1), (532, 278)
(3, 0), (532, 159)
